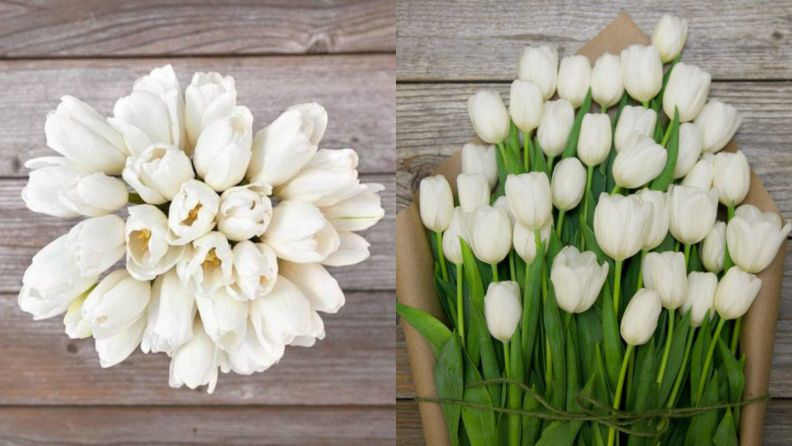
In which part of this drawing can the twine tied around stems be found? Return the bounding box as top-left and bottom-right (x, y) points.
(414, 378), (770, 437)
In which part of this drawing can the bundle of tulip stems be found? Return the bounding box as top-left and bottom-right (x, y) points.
(397, 15), (790, 446)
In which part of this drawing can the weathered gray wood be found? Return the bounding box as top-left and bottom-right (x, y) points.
(397, 1), (792, 81)
(0, 0), (395, 57)
(0, 55), (395, 176)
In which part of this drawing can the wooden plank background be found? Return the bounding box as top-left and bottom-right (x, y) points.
(0, 1), (396, 444)
(396, 1), (792, 444)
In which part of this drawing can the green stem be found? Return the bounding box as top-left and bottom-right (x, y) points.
(667, 326), (696, 408)
(524, 130), (532, 172)
(731, 317), (742, 354)
(641, 100), (650, 108)
(607, 344), (635, 446)
(601, 104), (608, 114)
(457, 262), (465, 348)
(657, 308), (675, 384)
(696, 318), (727, 405)
(491, 263), (499, 283)
(547, 155), (556, 174)
(661, 123), (674, 147)
(613, 260), (624, 317)
(503, 341), (511, 378)
(509, 250), (516, 281)
(610, 184), (622, 196)
(626, 346), (636, 407)
(636, 250), (647, 290)
(684, 243), (691, 268)
(583, 164), (594, 224)
(545, 337), (553, 392)
(556, 209), (566, 237)
(435, 231), (448, 282)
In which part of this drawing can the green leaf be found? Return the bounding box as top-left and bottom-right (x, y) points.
(562, 89), (592, 159)
(461, 353), (497, 446)
(579, 218), (608, 267)
(396, 303), (451, 358)
(713, 408), (738, 446)
(506, 119), (521, 155)
(469, 303), (501, 405)
(522, 385), (543, 446)
(690, 312), (713, 399)
(532, 137), (549, 176)
(601, 281), (623, 391)
(659, 311), (692, 404)
(508, 327), (524, 446)
(435, 335), (463, 446)
(460, 237), (484, 364)
(576, 307), (603, 384)
(566, 317), (581, 412)
(685, 371), (721, 446)
(547, 229), (564, 268)
(688, 244), (704, 273)
(649, 107), (679, 191)
(544, 283), (567, 410)
(522, 240), (546, 375)
(717, 338), (745, 404)
(535, 421), (583, 446)
(434, 266), (457, 328)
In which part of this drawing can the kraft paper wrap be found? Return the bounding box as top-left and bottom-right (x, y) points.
(395, 12), (786, 446)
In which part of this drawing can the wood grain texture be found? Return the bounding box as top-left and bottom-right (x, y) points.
(0, 55), (396, 177)
(397, 1), (792, 81)
(0, 0), (395, 57)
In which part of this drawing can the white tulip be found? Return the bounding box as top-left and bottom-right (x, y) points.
(290, 310), (326, 348)
(681, 158), (714, 191)
(620, 44), (663, 103)
(177, 231), (234, 295)
(196, 287), (249, 353)
(509, 80), (544, 133)
(712, 150), (751, 206)
(81, 269), (151, 339)
(714, 267), (762, 320)
(250, 275), (313, 345)
(276, 148), (364, 207)
(674, 123), (703, 179)
(95, 315), (147, 368)
(457, 173), (490, 213)
(634, 189), (669, 251)
(505, 173), (553, 230)
(513, 217), (552, 264)
(695, 100), (742, 154)
(228, 320), (284, 375)
(577, 113), (612, 167)
(591, 53), (624, 109)
(594, 193), (653, 261)
(493, 196), (514, 226)
(246, 102), (327, 187)
(462, 143), (498, 190)
(321, 231), (371, 267)
(518, 46), (558, 100)
(126, 205), (185, 280)
(668, 185), (719, 245)
(551, 246), (609, 314)
(321, 183), (386, 232)
(484, 281), (522, 342)
(621, 288), (662, 346)
(44, 96), (128, 174)
(663, 63), (711, 122)
(63, 291), (92, 339)
(263, 200), (340, 263)
(467, 90), (510, 144)
(279, 261), (346, 313)
(185, 72), (237, 148)
(168, 179), (221, 245)
(169, 319), (225, 393)
(466, 205), (512, 265)
(141, 269), (196, 355)
(557, 55), (592, 108)
(682, 272), (717, 327)
(551, 157), (586, 211)
(193, 106), (253, 191)
(651, 15), (689, 63)
(65, 215), (126, 278)
(642, 251), (688, 309)
(701, 221), (726, 274)
(537, 99), (575, 158)
(227, 241), (278, 301)
(727, 204), (792, 273)
(419, 175), (454, 232)
(614, 106), (657, 152)
(217, 183), (273, 241)
(443, 207), (470, 265)
(123, 143), (195, 204)
(612, 133), (667, 189)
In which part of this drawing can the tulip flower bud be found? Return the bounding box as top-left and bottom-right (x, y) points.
(712, 150), (750, 206)
(513, 217), (552, 264)
(663, 63), (711, 122)
(276, 148), (364, 207)
(168, 179), (221, 245)
(126, 205), (185, 280)
(263, 200), (340, 263)
(94, 315), (147, 368)
(537, 99), (575, 158)
(591, 53), (624, 109)
(614, 106), (657, 152)
(81, 269), (151, 340)
(509, 80), (544, 133)
(169, 320), (223, 393)
(193, 106), (254, 192)
(701, 222), (726, 274)
(557, 55), (592, 109)
(493, 196), (514, 226)
(621, 288), (663, 346)
(185, 72), (237, 148)
(682, 272), (717, 327)
(250, 275), (314, 345)
(66, 215), (126, 278)
(443, 207), (470, 265)
(551, 246), (609, 313)
(466, 205), (512, 265)
(196, 286), (249, 353)
(217, 183), (273, 242)
(674, 123), (703, 179)
(577, 113), (612, 167)
(142, 269), (196, 355)
(462, 143), (498, 189)
(176, 233), (235, 296)
(227, 240), (279, 301)
(681, 157), (714, 191)
(467, 90), (510, 144)
(518, 46), (558, 100)
(620, 44), (663, 103)
(123, 143), (195, 204)
(714, 267), (762, 320)
(419, 175), (454, 232)
(64, 291), (91, 340)
(320, 183), (385, 232)
(669, 185), (719, 245)
(551, 157), (586, 210)
(695, 100), (742, 154)
(652, 15), (689, 63)
(642, 251), (688, 309)
(457, 173), (490, 213)
(634, 189), (669, 251)
(612, 133), (667, 189)
(484, 281), (522, 342)
(505, 172), (552, 230)
(727, 204), (792, 273)
(594, 193), (653, 261)
(280, 262), (345, 313)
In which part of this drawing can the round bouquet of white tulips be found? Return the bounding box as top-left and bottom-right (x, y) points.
(397, 15), (789, 446)
(19, 65), (384, 393)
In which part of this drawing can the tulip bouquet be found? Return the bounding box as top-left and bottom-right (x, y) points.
(397, 15), (789, 446)
(18, 65), (384, 392)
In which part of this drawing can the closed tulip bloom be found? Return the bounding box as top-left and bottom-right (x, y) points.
(614, 106), (658, 152)
(668, 185), (719, 245)
(518, 46), (558, 100)
(457, 173), (490, 213)
(321, 231), (372, 267)
(513, 217), (553, 264)
(227, 241), (278, 301)
(276, 149), (364, 207)
(467, 90), (510, 144)
(263, 200), (340, 263)
(466, 205), (512, 265)
(701, 222), (726, 273)
(141, 269), (196, 355)
(280, 262), (346, 313)
(557, 55), (592, 108)
(217, 183), (273, 242)
(505, 172), (552, 230)
(462, 143), (498, 190)
(591, 53), (624, 109)
(66, 215), (125, 278)
(419, 175), (454, 232)
(126, 205), (185, 280)
(663, 63), (711, 122)
(290, 310), (327, 348)
(712, 150), (750, 206)
(95, 315), (147, 368)
(168, 179), (221, 245)
(250, 275), (314, 345)
(227, 320), (284, 375)
(714, 267), (762, 320)
(320, 183), (386, 232)
(443, 207), (470, 265)
(620, 44), (663, 103)
(551, 246), (609, 313)
(612, 133), (667, 189)
(510, 80), (544, 133)
(551, 157), (586, 210)
(196, 287), (249, 353)
(695, 100), (742, 154)
(577, 113), (612, 167)
(484, 281), (522, 342)
(727, 204), (792, 273)
(642, 251), (688, 309)
(621, 288), (663, 345)
(634, 189), (669, 251)
(193, 106), (254, 191)
(169, 320), (224, 393)
(63, 292), (92, 339)
(682, 272), (717, 327)
(81, 269), (151, 340)
(652, 15), (688, 62)
(246, 103), (327, 187)
(123, 143), (195, 204)
(177, 232), (234, 295)
(185, 72), (237, 148)
(537, 99), (575, 158)
(493, 196), (514, 226)
(681, 158), (714, 191)
(594, 193), (653, 261)
(674, 123), (703, 179)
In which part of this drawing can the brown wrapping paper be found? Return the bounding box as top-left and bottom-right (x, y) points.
(396, 12), (786, 446)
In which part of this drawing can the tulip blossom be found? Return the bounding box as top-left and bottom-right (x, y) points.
(123, 143), (195, 204)
(513, 217), (552, 264)
(95, 316), (148, 368)
(80, 269), (151, 340)
(263, 200), (340, 263)
(169, 320), (225, 393)
(442, 207), (469, 265)
(537, 99), (574, 158)
(64, 292), (92, 340)
(193, 106), (254, 191)
(612, 133), (667, 189)
(177, 231), (234, 295)
(634, 189), (669, 251)
(185, 72), (237, 148)
(551, 247), (609, 313)
(196, 287), (249, 353)
(467, 90), (510, 144)
(577, 113), (612, 167)
(682, 272), (718, 327)
(492, 196), (514, 226)
(669, 185), (719, 245)
(594, 193), (653, 261)
(484, 281), (522, 342)
(727, 204), (792, 273)
(674, 123), (703, 179)
(168, 179), (221, 245)
(620, 44), (663, 103)
(681, 158), (714, 191)
(226, 241), (278, 301)
(551, 157), (586, 211)
(66, 215), (126, 278)
(457, 173), (490, 213)
(591, 53), (624, 110)
(276, 148), (364, 207)
(642, 252), (688, 309)
(227, 321), (284, 375)
(505, 173), (552, 231)
(461, 143), (498, 190)
(126, 205), (185, 280)
(517, 46), (558, 100)
(509, 80), (544, 134)
(217, 183), (273, 242)
(695, 100), (742, 153)
(701, 222), (727, 274)
(621, 288), (662, 346)
(320, 183), (385, 233)
(714, 267), (762, 320)
(614, 106), (657, 152)
(712, 150), (750, 206)
(279, 262), (345, 313)
(250, 276), (314, 345)
(141, 269), (196, 355)
(419, 175), (454, 232)
(652, 15), (689, 62)
(466, 205), (512, 266)
(663, 63), (711, 122)
(322, 232), (371, 267)
(557, 55), (592, 108)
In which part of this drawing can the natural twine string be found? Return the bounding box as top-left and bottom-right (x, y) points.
(414, 378), (770, 437)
